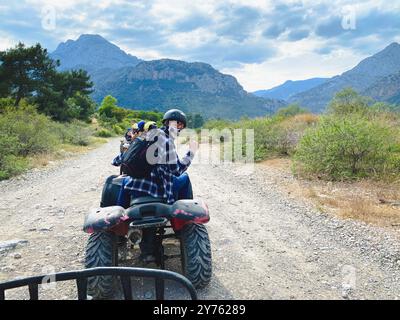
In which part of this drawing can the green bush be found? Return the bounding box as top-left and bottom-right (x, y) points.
(65, 92), (96, 122)
(69, 125), (91, 146)
(293, 115), (400, 180)
(51, 122), (76, 145)
(205, 117), (276, 160)
(0, 101), (98, 180)
(96, 95), (164, 134)
(275, 104), (308, 119)
(0, 104), (58, 156)
(95, 128), (113, 138)
(327, 88), (371, 116)
(0, 120), (28, 179)
(204, 113), (318, 161)
(51, 121), (92, 146)
(264, 113), (318, 156)
(112, 124), (125, 135)
(0, 154), (28, 180)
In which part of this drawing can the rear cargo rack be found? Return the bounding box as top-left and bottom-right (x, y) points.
(0, 267), (197, 300)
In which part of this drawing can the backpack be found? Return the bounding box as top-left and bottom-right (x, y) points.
(120, 136), (157, 178)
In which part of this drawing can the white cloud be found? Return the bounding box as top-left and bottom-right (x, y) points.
(168, 28), (217, 49)
(0, 34), (17, 50)
(224, 44), (366, 91)
(2, 0), (400, 92)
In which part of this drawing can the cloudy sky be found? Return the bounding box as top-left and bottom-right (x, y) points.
(1, 0), (400, 91)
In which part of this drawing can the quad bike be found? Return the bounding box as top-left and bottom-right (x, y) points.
(83, 175), (212, 300)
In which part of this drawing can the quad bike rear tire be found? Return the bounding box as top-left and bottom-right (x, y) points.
(180, 223), (212, 289)
(85, 231), (119, 299)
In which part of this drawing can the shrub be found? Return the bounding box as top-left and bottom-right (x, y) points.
(267, 113), (319, 156)
(51, 121), (92, 146)
(327, 88), (371, 116)
(204, 113), (318, 161)
(70, 126), (91, 146)
(64, 122), (92, 146)
(95, 128), (113, 138)
(275, 104), (308, 119)
(0, 154), (28, 180)
(0, 129), (27, 179)
(112, 124), (124, 135)
(0, 104), (58, 156)
(293, 115), (399, 180)
(0, 101), (97, 179)
(238, 114), (318, 160)
(65, 92), (96, 122)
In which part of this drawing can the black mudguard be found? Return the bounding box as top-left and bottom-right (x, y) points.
(83, 199), (210, 234)
(100, 175), (125, 207)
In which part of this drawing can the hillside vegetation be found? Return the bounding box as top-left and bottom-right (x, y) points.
(0, 43), (177, 180)
(206, 88), (400, 182)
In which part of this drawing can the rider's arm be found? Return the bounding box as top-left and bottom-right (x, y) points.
(111, 153), (123, 166)
(156, 133), (194, 176)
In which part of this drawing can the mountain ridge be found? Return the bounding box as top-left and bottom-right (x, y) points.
(289, 42), (400, 112)
(51, 34), (285, 119)
(253, 77), (328, 101)
(51, 34), (142, 72)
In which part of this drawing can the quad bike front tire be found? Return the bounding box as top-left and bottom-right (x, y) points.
(85, 231), (119, 299)
(180, 223), (212, 289)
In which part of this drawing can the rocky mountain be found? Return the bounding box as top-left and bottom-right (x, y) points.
(50, 34), (142, 72)
(91, 59), (284, 119)
(362, 71), (400, 104)
(253, 78), (327, 101)
(289, 42), (400, 112)
(51, 34), (284, 119)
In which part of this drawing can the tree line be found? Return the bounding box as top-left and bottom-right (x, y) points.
(0, 42), (206, 128)
(0, 43), (95, 122)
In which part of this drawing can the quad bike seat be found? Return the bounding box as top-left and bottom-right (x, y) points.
(130, 196), (166, 206)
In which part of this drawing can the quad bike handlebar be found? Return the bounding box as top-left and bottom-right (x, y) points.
(0, 267), (198, 300)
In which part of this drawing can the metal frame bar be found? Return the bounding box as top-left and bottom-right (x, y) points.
(0, 267), (197, 300)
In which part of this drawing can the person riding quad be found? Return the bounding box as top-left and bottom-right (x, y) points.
(115, 121), (155, 168)
(119, 121), (145, 153)
(112, 143), (130, 167)
(117, 109), (198, 263)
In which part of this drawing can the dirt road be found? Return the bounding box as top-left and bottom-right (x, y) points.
(1, 138), (400, 299)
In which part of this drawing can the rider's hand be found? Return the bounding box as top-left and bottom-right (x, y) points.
(189, 140), (199, 154)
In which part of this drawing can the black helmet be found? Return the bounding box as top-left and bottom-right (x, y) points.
(162, 109), (187, 128)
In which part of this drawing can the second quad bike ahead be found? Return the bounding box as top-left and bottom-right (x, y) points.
(83, 175), (212, 300)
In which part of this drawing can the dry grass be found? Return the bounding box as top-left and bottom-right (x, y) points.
(261, 158), (292, 170)
(29, 153), (53, 168)
(285, 113), (319, 125)
(337, 198), (400, 226)
(259, 157), (400, 229)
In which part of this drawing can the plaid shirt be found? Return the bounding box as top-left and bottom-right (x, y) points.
(123, 127), (194, 204)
